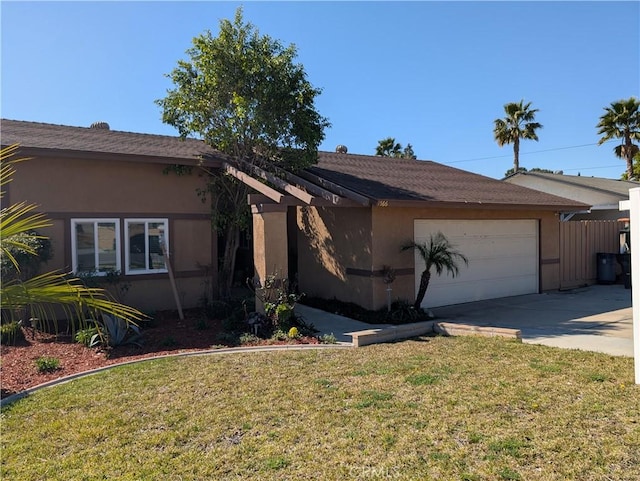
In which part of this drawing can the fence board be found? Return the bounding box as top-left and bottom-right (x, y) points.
(560, 220), (623, 289)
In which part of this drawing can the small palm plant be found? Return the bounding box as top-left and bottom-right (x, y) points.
(0, 144), (144, 334)
(402, 232), (469, 310)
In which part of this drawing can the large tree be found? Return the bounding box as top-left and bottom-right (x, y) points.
(493, 100), (542, 174)
(596, 97), (640, 180)
(156, 8), (329, 298)
(375, 137), (417, 159)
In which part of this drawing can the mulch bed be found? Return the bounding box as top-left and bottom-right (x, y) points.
(1, 312), (320, 399)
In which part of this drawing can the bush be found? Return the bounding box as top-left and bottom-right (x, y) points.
(0, 321), (23, 345)
(35, 356), (60, 373)
(74, 326), (99, 347)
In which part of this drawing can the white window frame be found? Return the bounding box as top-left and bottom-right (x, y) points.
(70, 218), (121, 275)
(124, 218), (169, 275)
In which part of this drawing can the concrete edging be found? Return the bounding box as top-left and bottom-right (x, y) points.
(347, 320), (522, 347)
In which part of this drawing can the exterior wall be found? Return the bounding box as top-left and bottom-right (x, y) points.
(8, 155), (215, 311)
(296, 206), (373, 307)
(297, 205), (562, 311)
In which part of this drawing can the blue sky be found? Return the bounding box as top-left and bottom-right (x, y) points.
(2, 1), (638, 179)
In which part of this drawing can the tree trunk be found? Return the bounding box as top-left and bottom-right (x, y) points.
(414, 269), (431, 310)
(219, 224), (240, 299)
(513, 137), (520, 173)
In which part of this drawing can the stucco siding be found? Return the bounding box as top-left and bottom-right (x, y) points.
(8, 156), (210, 215)
(296, 206), (373, 307)
(7, 154), (215, 311)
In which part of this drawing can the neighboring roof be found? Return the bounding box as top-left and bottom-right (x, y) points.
(310, 152), (589, 210)
(1, 119), (588, 211)
(0, 119), (221, 166)
(504, 171), (640, 199)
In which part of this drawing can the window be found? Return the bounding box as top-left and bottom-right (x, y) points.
(125, 219), (168, 275)
(71, 219), (120, 275)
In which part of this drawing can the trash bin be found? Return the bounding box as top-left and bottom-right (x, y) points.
(596, 252), (617, 284)
(616, 253), (632, 289)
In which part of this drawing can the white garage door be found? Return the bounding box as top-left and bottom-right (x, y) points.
(414, 219), (538, 308)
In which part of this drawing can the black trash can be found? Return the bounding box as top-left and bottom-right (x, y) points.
(596, 252), (617, 284)
(617, 253), (632, 289)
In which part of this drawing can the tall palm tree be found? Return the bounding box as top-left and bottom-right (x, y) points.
(401, 232), (468, 310)
(596, 97), (640, 180)
(1, 144), (144, 333)
(493, 100), (543, 174)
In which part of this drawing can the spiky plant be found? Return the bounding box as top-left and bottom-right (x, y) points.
(402, 232), (468, 310)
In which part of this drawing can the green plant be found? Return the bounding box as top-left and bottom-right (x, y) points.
(318, 333), (337, 344)
(270, 329), (288, 341)
(388, 299), (421, 323)
(251, 275), (304, 332)
(0, 321), (23, 345)
(74, 326), (99, 347)
(401, 232), (468, 309)
(34, 356), (60, 373)
(239, 332), (260, 345)
(90, 314), (142, 348)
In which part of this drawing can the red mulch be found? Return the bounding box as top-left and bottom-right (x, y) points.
(1, 312), (319, 399)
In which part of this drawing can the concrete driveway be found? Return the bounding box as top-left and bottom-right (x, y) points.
(433, 284), (633, 356)
(299, 284), (634, 356)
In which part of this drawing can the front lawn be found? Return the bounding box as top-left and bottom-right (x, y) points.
(2, 336), (638, 480)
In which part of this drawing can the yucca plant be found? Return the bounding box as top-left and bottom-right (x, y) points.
(0, 144), (145, 334)
(402, 232), (469, 310)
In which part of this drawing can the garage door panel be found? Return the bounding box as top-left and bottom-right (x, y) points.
(414, 219), (538, 307)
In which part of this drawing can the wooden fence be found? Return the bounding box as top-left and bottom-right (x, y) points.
(559, 220), (625, 289)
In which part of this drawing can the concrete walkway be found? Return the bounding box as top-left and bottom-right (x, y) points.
(298, 284), (634, 357)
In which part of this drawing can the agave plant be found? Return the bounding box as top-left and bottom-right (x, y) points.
(89, 314), (142, 348)
(0, 144), (145, 334)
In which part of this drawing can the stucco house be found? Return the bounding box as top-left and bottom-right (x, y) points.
(504, 171), (639, 221)
(1, 119), (221, 312)
(2, 119), (589, 313)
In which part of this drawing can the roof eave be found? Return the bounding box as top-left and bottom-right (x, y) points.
(371, 198), (591, 211)
(0, 145), (223, 168)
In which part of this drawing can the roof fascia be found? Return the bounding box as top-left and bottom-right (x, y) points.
(4, 145), (222, 168)
(375, 199), (592, 211)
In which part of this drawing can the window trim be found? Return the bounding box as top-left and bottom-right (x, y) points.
(124, 218), (169, 275)
(70, 218), (121, 276)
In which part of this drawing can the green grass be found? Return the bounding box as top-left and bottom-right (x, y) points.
(2, 336), (639, 480)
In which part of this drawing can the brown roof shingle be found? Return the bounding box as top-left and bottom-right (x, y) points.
(312, 152), (589, 210)
(0, 119), (219, 164)
(1, 119), (588, 210)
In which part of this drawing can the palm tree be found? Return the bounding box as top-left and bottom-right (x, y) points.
(376, 137), (402, 157)
(375, 138), (417, 159)
(493, 100), (543, 173)
(401, 232), (468, 310)
(1, 144), (144, 333)
(596, 97), (640, 180)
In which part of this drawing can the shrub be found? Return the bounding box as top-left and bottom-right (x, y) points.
(74, 326), (99, 347)
(239, 332), (260, 345)
(318, 333), (337, 344)
(35, 356), (60, 373)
